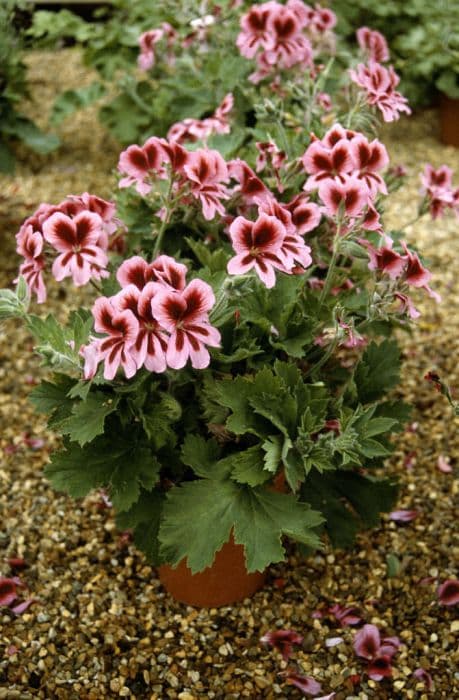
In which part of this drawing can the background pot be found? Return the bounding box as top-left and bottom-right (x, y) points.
(158, 533), (266, 607)
(439, 94), (459, 147)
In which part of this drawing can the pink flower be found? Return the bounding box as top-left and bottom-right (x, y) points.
(138, 29), (164, 71)
(318, 177), (368, 218)
(43, 211), (108, 287)
(264, 5), (313, 69)
(350, 135), (389, 196)
(237, 3), (275, 59)
(321, 124), (357, 148)
(285, 194), (322, 234)
(309, 5), (336, 33)
(421, 164), (453, 190)
(389, 509), (418, 522)
(356, 27), (390, 63)
(183, 149), (230, 220)
(302, 139), (355, 190)
(80, 341), (101, 380)
(117, 255), (187, 292)
(329, 603), (362, 627)
(283, 670), (322, 696)
(358, 238), (406, 279)
(260, 629), (303, 661)
(420, 165), (456, 219)
(167, 94), (234, 145)
(394, 292), (420, 319)
(349, 62), (411, 122)
(258, 199), (313, 270)
(227, 213), (291, 288)
(437, 579), (459, 606)
(15, 226), (47, 303)
(114, 283), (168, 373)
(118, 137), (168, 195)
(151, 279), (220, 370)
(401, 243), (440, 303)
(229, 159), (273, 205)
(92, 297), (139, 380)
(413, 668), (433, 690)
(316, 91), (332, 111)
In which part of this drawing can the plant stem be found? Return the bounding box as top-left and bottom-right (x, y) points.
(319, 222), (342, 305)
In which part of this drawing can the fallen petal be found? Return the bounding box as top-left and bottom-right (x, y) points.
(389, 509), (418, 522)
(283, 671), (322, 696)
(437, 455), (453, 473)
(325, 637), (344, 648)
(413, 667), (433, 690)
(0, 578), (17, 607)
(437, 579), (459, 606)
(11, 598), (38, 615)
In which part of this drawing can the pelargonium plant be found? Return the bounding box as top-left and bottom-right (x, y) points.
(0, 2), (444, 575)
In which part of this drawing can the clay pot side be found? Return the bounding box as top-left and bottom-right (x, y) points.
(158, 534), (266, 607)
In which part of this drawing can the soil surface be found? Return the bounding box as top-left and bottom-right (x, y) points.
(0, 50), (458, 699)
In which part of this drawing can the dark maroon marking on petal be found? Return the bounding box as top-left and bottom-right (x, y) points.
(187, 323), (209, 337)
(312, 153), (332, 172)
(357, 143), (371, 168)
(345, 189), (359, 210)
(129, 264), (148, 289)
(75, 215), (95, 244)
(128, 148), (149, 172)
(165, 297), (185, 322)
(185, 288), (205, 317)
(60, 251), (74, 267)
(175, 329), (185, 351)
(330, 187), (343, 208)
(108, 344), (122, 365)
(257, 258), (268, 273)
(135, 329), (146, 352)
(186, 331), (201, 351)
(53, 218), (76, 247)
(241, 253), (254, 265)
(254, 222), (278, 248)
(332, 147), (349, 171)
(239, 222), (254, 249)
(367, 147), (382, 169)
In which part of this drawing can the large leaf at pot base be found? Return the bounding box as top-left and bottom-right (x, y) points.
(116, 489), (165, 565)
(301, 471), (398, 548)
(45, 436), (161, 511)
(159, 480), (323, 573)
(354, 340), (401, 403)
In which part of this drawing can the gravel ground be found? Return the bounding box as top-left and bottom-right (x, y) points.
(0, 50), (458, 699)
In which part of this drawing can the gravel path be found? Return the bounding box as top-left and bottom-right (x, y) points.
(0, 50), (458, 699)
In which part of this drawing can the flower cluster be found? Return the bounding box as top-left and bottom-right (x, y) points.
(15, 193), (119, 302)
(167, 93), (234, 144)
(350, 28), (411, 122)
(302, 124), (389, 225)
(82, 255), (220, 380)
(420, 164), (459, 219)
(236, 1), (336, 83)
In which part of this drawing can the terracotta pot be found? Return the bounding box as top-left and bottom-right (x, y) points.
(439, 95), (459, 147)
(158, 533), (266, 607)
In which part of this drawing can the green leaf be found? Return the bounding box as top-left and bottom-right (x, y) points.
(60, 392), (119, 446)
(116, 489), (165, 564)
(50, 82), (106, 126)
(45, 436), (161, 511)
(354, 340), (401, 403)
(159, 479), (323, 573)
(229, 445), (270, 486)
(302, 471), (398, 548)
(262, 435), (283, 473)
(29, 375), (75, 415)
(180, 435), (220, 478)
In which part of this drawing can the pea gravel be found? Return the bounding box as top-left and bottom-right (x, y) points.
(0, 50), (458, 699)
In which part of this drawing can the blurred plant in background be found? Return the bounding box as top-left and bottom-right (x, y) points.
(0, 0), (59, 172)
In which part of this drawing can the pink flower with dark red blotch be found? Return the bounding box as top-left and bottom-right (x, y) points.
(316, 91), (332, 111)
(114, 283), (168, 373)
(309, 4), (336, 33)
(138, 29), (162, 70)
(118, 137), (168, 195)
(354, 624), (400, 681)
(318, 176), (368, 219)
(389, 509), (418, 522)
(413, 668), (434, 690)
(258, 199), (313, 270)
(256, 140), (286, 191)
(421, 164), (453, 191)
(264, 4), (313, 69)
(42, 211), (108, 287)
(151, 279), (220, 370)
(329, 603), (362, 627)
(437, 579), (459, 606)
(285, 194), (322, 235)
(227, 213), (292, 288)
(15, 226), (47, 303)
(349, 135), (389, 196)
(260, 629), (303, 661)
(321, 124), (357, 148)
(236, 3), (276, 59)
(349, 62), (411, 122)
(360, 203), (382, 232)
(183, 148), (230, 220)
(401, 242), (441, 302)
(80, 340), (101, 380)
(229, 159), (273, 206)
(356, 27), (390, 63)
(116, 255), (187, 292)
(92, 297), (139, 380)
(302, 139), (355, 190)
(394, 292), (420, 319)
(358, 237), (406, 279)
(168, 94), (234, 145)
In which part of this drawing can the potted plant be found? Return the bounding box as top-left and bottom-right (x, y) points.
(0, 1), (444, 607)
